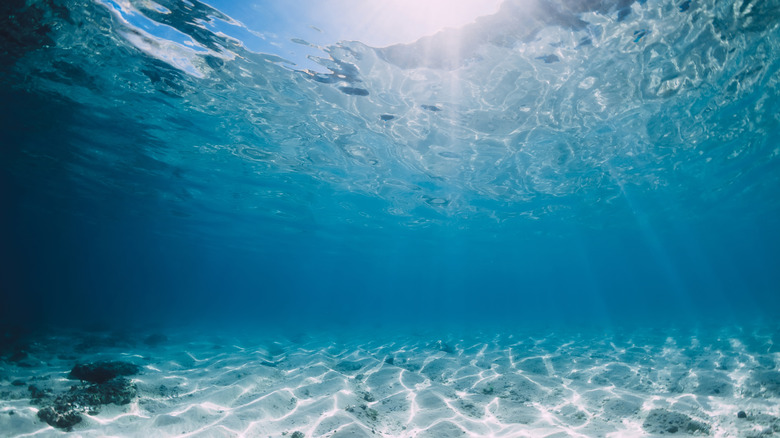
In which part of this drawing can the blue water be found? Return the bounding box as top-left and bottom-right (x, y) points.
(2, 0), (780, 331)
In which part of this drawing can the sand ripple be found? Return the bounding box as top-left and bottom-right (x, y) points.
(1, 325), (779, 437)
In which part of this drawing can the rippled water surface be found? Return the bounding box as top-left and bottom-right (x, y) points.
(1, 0), (779, 325)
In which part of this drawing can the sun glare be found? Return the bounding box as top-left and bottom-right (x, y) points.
(316, 0), (503, 47)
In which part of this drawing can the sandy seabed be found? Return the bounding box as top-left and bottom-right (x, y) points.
(1, 324), (779, 437)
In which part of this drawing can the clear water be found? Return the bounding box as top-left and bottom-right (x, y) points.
(2, 0), (780, 436)
(4, 0), (779, 328)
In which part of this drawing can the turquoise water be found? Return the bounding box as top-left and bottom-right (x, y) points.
(2, 1), (780, 436)
(2, 0), (780, 327)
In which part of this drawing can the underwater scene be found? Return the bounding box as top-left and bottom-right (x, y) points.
(1, 0), (780, 436)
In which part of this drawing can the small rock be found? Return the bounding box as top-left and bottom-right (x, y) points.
(738, 411), (747, 419)
(37, 405), (82, 430)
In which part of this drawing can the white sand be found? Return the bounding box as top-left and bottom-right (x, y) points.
(1, 325), (779, 437)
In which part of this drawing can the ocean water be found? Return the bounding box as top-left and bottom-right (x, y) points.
(1, 0), (780, 436)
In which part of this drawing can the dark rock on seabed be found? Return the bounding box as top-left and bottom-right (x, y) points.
(27, 361), (142, 430)
(37, 404), (83, 430)
(69, 360), (141, 384)
(33, 377), (138, 430)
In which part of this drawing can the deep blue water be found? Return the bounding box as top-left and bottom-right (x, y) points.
(2, 0), (780, 331)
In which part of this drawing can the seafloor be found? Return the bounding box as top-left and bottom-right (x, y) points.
(1, 324), (779, 437)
